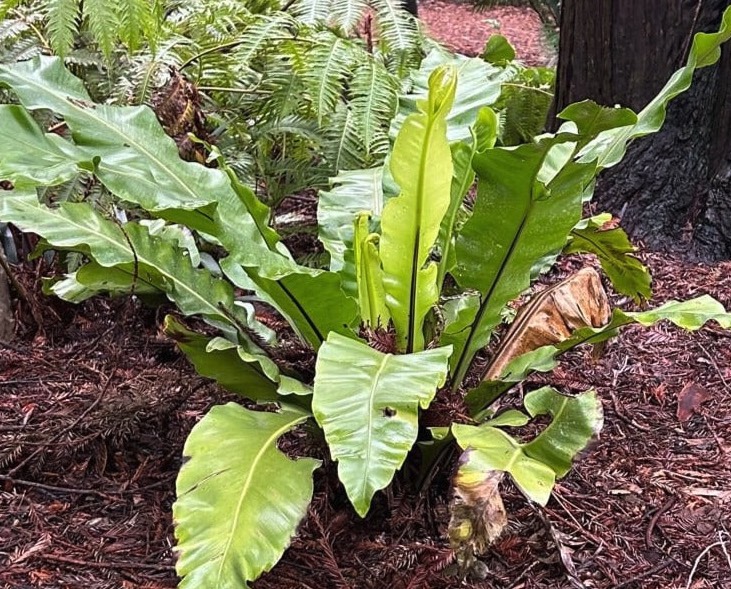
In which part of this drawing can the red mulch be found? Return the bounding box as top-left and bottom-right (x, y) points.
(2, 249), (731, 589)
(419, 1), (552, 65)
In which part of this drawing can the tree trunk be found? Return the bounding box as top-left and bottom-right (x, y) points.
(404, 0), (418, 17)
(554, 0), (731, 261)
(0, 252), (14, 342)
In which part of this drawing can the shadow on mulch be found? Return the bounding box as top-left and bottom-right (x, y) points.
(1, 250), (730, 589)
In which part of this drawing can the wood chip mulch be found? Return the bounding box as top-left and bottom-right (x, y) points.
(1, 249), (730, 589)
(419, 1), (553, 65)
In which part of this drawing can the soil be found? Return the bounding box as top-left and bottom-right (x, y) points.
(2, 5), (731, 589)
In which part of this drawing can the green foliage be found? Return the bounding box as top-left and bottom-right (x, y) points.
(313, 332), (451, 516)
(7, 0), (160, 57)
(453, 387), (602, 506)
(0, 7), (730, 587)
(175, 403), (319, 589)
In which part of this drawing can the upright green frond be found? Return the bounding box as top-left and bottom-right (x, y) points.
(372, 0), (419, 54)
(323, 105), (366, 172)
(290, 0), (333, 25)
(116, 0), (157, 52)
(350, 58), (398, 155)
(82, 0), (118, 57)
(301, 35), (352, 123)
(45, 0), (80, 57)
(331, 0), (368, 33)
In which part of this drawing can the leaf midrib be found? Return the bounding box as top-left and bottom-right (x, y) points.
(14, 197), (227, 321)
(3, 65), (211, 208)
(216, 412), (305, 583)
(359, 352), (392, 502)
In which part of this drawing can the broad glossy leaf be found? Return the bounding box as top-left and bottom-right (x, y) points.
(317, 166), (384, 279)
(221, 258), (358, 348)
(380, 65), (456, 352)
(174, 403), (319, 588)
(49, 263), (161, 302)
(453, 387), (603, 505)
(0, 57), (222, 212)
(437, 107), (498, 291)
(312, 333), (452, 516)
(566, 219), (651, 302)
(0, 190), (241, 326)
(452, 136), (596, 385)
(164, 317), (279, 402)
(0, 57), (311, 284)
(0, 105), (92, 187)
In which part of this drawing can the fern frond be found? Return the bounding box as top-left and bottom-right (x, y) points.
(301, 34), (352, 123)
(45, 0), (80, 57)
(331, 0), (368, 34)
(349, 57), (397, 155)
(290, 0), (333, 25)
(323, 105), (366, 172)
(371, 0), (418, 54)
(3, 34), (42, 61)
(0, 17), (28, 42)
(82, 0), (118, 57)
(116, 0), (156, 51)
(255, 56), (305, 122)
(232, 13), (297, 67)
(0, 0), (22, 19)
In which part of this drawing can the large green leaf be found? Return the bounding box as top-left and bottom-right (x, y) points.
(437, 107), (498, 291)
(577, 6), (731, 169)
(0, 57), (222, 212)
(221, 258), (358, 348)
(0, 105), (92, 187)
(566, 216), (652, 302)
(453, 387), (602, 505)
(0, 57), (312, 283)
(312, 333), (452, 516)
(317, 167), (385, 275)
(380, 65), (456, 352)
(49, 263), (163, 303)
(164, 317), (280, 403)
(174, 403), (319, 588)
(451, 136), (597, 386)
(0, 190), (243, 326)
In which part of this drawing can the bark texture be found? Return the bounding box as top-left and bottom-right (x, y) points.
(554, 0), (731, 261)
(0, 254), (14, 342)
